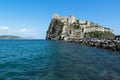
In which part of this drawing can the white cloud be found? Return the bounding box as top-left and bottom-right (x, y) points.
(18, 28), (41, 38)
(0, 26), (9, 31)
(0, 26), (41, 38)
(19, 28), (31, 33)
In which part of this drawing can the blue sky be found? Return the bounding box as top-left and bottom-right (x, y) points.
(0, 0), (120, 39)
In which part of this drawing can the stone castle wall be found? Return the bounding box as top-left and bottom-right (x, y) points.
(51, 14), (114, 40)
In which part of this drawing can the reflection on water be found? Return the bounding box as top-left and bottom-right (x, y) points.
(0, 40), (120, 80)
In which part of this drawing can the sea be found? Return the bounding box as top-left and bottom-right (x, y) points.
(0, 40), (120, 80)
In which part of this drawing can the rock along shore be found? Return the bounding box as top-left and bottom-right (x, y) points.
(64, 39), (120, 53)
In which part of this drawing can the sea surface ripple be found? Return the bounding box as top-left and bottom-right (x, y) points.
(0, 40), (120, 80)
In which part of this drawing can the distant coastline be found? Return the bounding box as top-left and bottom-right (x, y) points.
(0, 35), (36, 40)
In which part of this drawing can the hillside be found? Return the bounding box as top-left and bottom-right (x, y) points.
(0, 35), (22, 39)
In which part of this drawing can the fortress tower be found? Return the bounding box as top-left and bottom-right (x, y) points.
(53, 14), (76, 24)
(68, 15), (76, 24)
(53, 13), (60, 19)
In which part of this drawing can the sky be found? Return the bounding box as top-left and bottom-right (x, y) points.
(0, 0), (120, 39)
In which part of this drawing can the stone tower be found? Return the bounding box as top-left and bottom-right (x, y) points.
(68, 15), (76, 24)
(53, 13), (60, 19)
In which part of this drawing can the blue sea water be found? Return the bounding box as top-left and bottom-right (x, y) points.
(0, 40), (120, 80)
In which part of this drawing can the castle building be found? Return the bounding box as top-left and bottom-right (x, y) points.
(53, 14), (113, 40)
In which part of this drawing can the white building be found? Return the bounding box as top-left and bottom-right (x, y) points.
(68, 15), (76, 24)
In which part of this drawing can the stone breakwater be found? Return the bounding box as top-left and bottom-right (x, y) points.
(65, 39), (120, 53)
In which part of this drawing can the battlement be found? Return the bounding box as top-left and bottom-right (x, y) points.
(53, 14), (113, 34)
(53, 14), (76, 24)
(53, 14), (91, 26)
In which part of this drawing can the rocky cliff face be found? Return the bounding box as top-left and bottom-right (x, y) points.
(46, 19), (64, 40)
(46, 14), (115, 41)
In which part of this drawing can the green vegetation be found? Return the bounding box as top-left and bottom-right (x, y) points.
(90, 22), (103, 28)
(54, 19), (64, 35)
(94, 24), (101, 27)
(84, 31), (115, 39)
(73, 22), (81, 29)
(54, 19), (64, 27)
(49, 19), (64, 39)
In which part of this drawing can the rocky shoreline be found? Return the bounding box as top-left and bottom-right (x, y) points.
(64, 39), (120, 53)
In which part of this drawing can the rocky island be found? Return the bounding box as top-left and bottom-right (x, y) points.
(46, 14), (120, 52)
